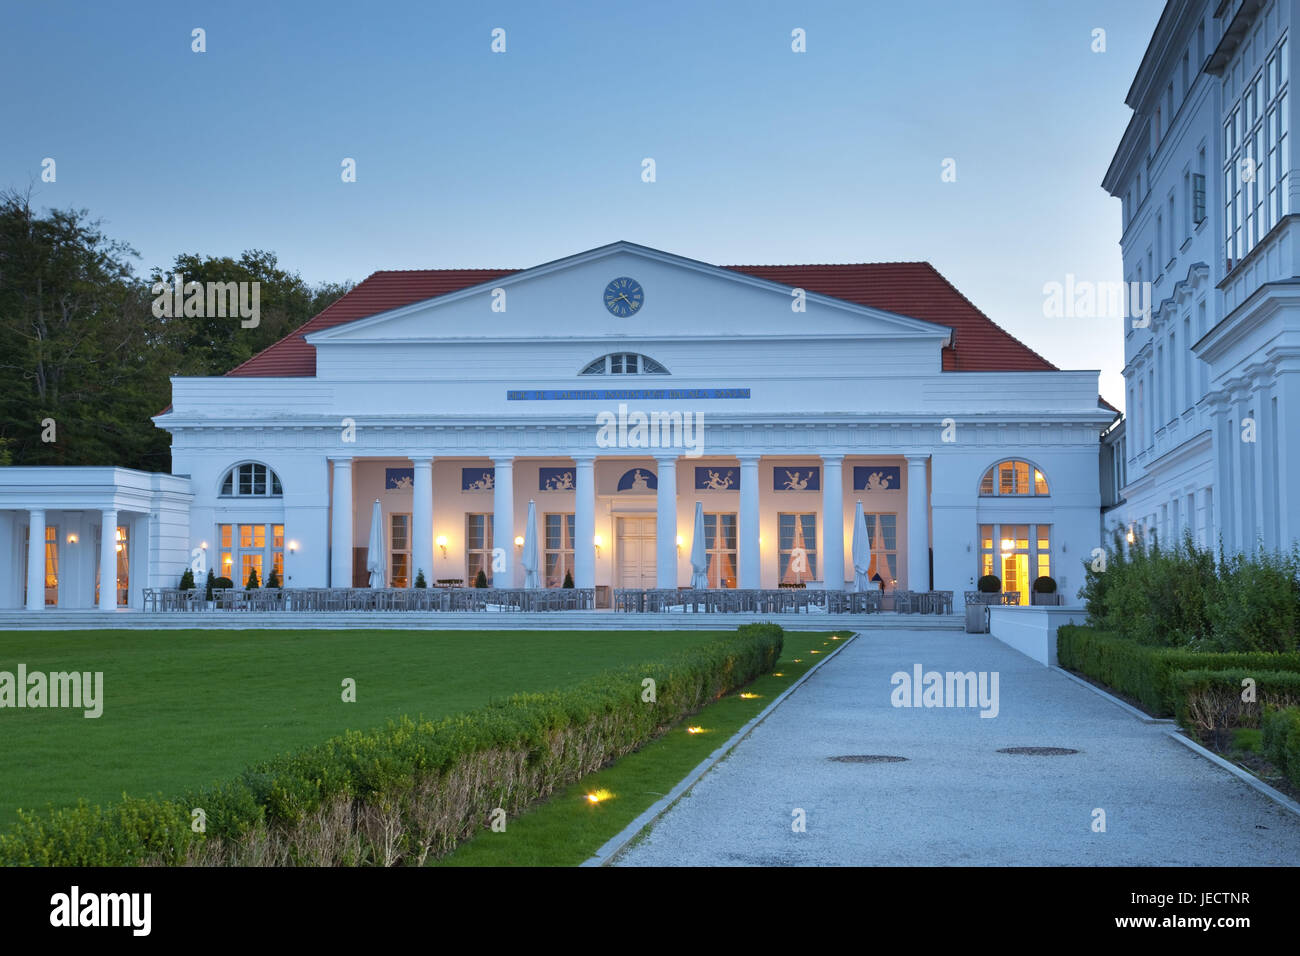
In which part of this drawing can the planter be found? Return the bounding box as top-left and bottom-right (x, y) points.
(965, 602), (989, 633)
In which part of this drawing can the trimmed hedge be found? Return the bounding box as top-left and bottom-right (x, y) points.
(1171, 669), (1300, 742)
(1057, 625), (1300, 717)
(1262, 707), (1300, 788)
(0, 624), (783, 867)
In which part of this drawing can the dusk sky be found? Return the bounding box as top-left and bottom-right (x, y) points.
(1, 0), (1166, 407)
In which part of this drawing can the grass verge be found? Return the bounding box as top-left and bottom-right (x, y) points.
(434, 630), (852, 866)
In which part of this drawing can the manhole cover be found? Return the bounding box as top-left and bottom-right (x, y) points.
(828, 755), (908, 763)
(997, 746), (1079, 756)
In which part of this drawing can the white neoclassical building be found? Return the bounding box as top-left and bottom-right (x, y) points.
(1103, 0), (1300, 555)
(0, 242), (1114, 611)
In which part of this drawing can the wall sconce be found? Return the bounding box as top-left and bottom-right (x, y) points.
(1061, 542), (1067, 553)
(436, 534), (448, 557)
(288, 540), (298, 553)
(67, 533), (78, 544)
(593, 534), (603, 557)
(1125, 529), (1135, 544)
(200, 540), (208, 550)
(676, 534), (684, 553)
(514, 535), (525, 549)
(1000, 538), (1016, 553)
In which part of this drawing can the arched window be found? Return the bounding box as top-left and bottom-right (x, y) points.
(979, 460), (1049, 496)
(219, 462), (283, 497)
(580, 353), (669, 375)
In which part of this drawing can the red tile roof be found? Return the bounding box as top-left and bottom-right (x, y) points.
(226, 260), (1059, 378)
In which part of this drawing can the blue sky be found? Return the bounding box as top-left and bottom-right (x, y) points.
(1, 0), (1164, 406)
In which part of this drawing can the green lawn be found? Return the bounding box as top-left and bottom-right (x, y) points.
(438, 631), (851, 866)
(0, 628), (741, 826)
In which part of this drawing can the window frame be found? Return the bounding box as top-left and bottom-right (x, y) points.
(219, 462), (284, 498)
(977, 460), (1050, 497)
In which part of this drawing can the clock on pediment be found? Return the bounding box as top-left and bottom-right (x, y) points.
(603, 276), (644, 317)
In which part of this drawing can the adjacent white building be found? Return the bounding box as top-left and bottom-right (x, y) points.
(1103, 0), (1300, 555)
(1, 242), (1113, 610)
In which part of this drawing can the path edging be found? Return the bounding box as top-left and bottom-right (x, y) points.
(1164, 729), (1300, 818)
(1049, 665), (1177, 725)
(581, 630), (858, 867)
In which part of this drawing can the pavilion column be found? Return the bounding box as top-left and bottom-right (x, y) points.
(574, 455), (595, 589)
(98, 509), (118, 610)
(26, 509), (46, 610)
(655, 456), (678, 588)
(412, 458), (434, 584)
(493, 456), (515, 587)
(821, 455), (845, 590)
(330, 458), (353, 588)
(907, 455), (931, 591)
(738, 455), (761, 589)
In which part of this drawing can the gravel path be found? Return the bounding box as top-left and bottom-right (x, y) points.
(614, 630), (1300, 866)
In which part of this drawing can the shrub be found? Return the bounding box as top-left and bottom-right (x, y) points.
(1171, 669), (1300, 746)
(212, 576), (234, 591)
(1205, 549), (1300, 653)
(0, 624), (784, 866)
(265, 568), (281, 589)
(1262, 706), (1300, 787)
(204, 569), (216, 602)
(562, 570), (574, 589)
(179, 568), (196, 590)
(474, 569), (488, 589)
(1057, 625), (1300, 716)
(977, 575), (1001, 594)
(1032, 576), (1056, 594)
(414, 570), (427, 589)
(245, 567), (260, 590)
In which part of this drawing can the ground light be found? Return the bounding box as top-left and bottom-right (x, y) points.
(739, 692), (760, 700)
(686, 726), (705, 734)
(772, 672), (784, 677)
(585, 789), (613, 804)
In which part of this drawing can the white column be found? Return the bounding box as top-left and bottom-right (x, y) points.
(412, 458), (434, 584)
(906, 455), (931, 591)
(574, 456), (595, 589)
(738, 455), (760, 589)
(493, 457), (515, 586)
(821, 455), (845, 590)
(26, 509), (46, 610)
(330, 458), (353, 588)
(656, 456), (678, 588)
(98, 509), (117, 610)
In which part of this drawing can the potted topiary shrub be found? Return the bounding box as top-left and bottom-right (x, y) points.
(1031, 575), (1058, 605)
(563, 570), (574, 589)
(474, 569), (488, 589)
(265, 567), (281, 589)
(179, 568), (195, 590)
(212, 576), (234, 609)
(245, 567), (260, 590)
(204, 569), (216, 603)
(977, 574), (1001, 596)
(414, 569), (427, 589)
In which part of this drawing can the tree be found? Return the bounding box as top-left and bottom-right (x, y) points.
(245, 567), (260, 589)
(265, 567), (281, 589)
(562, 569), (574, 588)
(204, 568), (216, 602)
(179, 568), (195, 590)
(474, 569), (488, 588)
(414, 569), (427, 589)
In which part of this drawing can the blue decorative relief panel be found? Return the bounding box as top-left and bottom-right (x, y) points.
(385, 468), (414, 491)
(539, 467), (576, 491)
(616, 467), (657, 492)
(773, 466), (820, 492)
(853, 466), (901, 492)
(695, 466), (739, 491)
(461, 467), (495, 491)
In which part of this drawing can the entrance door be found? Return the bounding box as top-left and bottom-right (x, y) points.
(616, 517), (656, 588)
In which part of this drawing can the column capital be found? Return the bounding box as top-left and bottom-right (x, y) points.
(654, 454), (679, 467)
(821, 454), (844, 465)
(329, 455), (353, 466)
(571, 453), (597, 464)
(492, 455), (516, 467)
(735, 454), (762, 465)
(29, 507), (47, 517)
(906, 454), (931, 464)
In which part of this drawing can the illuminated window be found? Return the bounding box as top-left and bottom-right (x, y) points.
(977, 523), (1052, 606)
(219, 523), (284, 586)
(544, 513), (575, 587)
(703, 512), (737, 588)
(390, 514), (410, 588)
(778, 513), (817, 584)
(467, 513), (494, 585)
(979, 460), (1050, 496)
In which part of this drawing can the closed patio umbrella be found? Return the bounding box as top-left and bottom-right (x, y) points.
(689, 501), (708, 588)
(851, 500), (870, 592)
(521, 499), (540, 589)
(366, 499), (386, 588)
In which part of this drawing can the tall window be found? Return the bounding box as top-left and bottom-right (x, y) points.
(864, 513), (898, 589)
(467, 514), (494, 585)
(979, 524), (1051, 606)
(219, 523), (284, 586)
(978, 460), (1049, 496)
(544, 513), (575, 587)
(390, 514), (410, 588)
(1225, 32), (1288, 269)
(25, 525), (59, 606)
(778, 513), (817, 584)
(219, 462), (283, 497)
(1183, 316), (1193, 410)
(703, 512), (737, 588)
